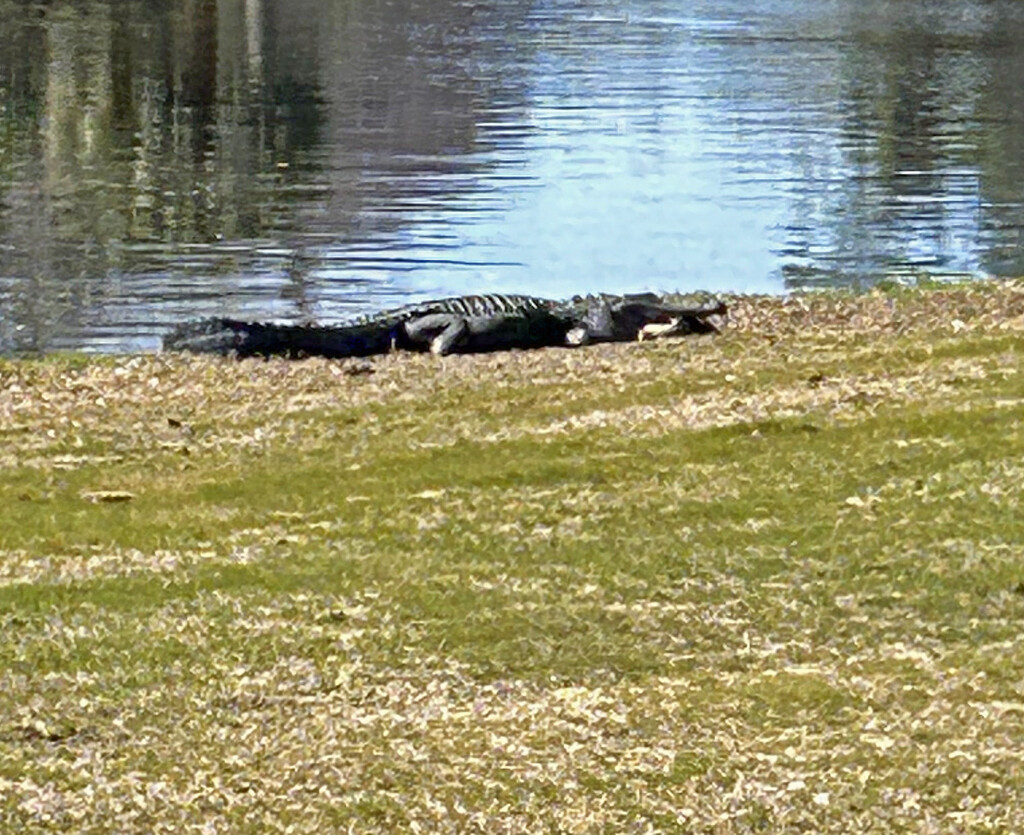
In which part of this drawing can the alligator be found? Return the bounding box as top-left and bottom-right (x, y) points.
(163, 292), (726, 359)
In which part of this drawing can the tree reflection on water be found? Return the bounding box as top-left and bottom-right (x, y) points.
(1, 0), (1024, 351)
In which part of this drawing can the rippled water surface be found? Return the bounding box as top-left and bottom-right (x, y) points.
(2, 0), (1024, 351)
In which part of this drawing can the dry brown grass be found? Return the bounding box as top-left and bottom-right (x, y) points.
(2, 281), (1024, 832)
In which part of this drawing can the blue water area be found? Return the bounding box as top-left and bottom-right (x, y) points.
(1, 0), (1022, 351)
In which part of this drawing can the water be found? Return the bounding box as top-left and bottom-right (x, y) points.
(2, 0), (1023, 352)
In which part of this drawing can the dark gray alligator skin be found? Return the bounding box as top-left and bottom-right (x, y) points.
(163, 292), (727, 358)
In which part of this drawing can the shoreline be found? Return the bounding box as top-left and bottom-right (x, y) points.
(3, 278), (1019, 359)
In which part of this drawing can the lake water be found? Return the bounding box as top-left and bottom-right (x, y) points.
(2, 0), (1023, 352)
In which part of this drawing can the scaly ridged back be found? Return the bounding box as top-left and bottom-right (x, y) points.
(347, 294), (555, 326)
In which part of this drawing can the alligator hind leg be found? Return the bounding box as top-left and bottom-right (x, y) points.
(429, 320), (470, 354)
(402, 314), (470, 355)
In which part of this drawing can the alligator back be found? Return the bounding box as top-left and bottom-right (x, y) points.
(349, 293), (556, 326)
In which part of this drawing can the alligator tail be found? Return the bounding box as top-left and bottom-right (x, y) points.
(163, 318), (397, 358)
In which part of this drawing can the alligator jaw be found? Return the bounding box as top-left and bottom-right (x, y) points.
(641, 298), (729, 341)
(638, 311), (724, 341)
(638, 319), (684, 341)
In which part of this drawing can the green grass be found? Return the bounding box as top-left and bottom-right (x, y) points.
(2, 285), (1024, 831)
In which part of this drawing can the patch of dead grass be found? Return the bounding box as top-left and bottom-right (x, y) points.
(2, 283), (1024, 832)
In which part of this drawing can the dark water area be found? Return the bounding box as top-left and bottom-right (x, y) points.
(2, 0), (1024, 352)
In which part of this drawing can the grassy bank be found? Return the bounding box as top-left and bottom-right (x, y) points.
(1, 283), (1023, 832)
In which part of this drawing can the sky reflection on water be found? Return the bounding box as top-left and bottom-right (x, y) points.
(1, 0), (1022, 351)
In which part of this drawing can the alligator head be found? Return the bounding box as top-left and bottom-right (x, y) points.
(565, 293), (727, 346)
